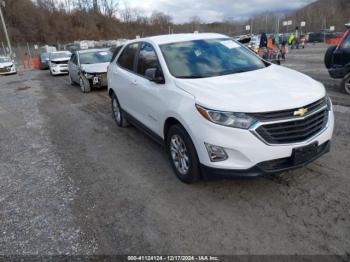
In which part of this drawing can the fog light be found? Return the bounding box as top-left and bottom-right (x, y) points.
(205, 143), (228, 162)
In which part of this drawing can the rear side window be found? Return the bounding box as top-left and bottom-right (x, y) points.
(117, 43), (139, 71)
(70, 53), (77, 64)
(137, 43), (161, 76)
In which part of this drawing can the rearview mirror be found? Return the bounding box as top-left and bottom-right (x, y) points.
(145, 68), (165, 84)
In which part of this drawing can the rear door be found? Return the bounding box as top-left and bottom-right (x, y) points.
(110, 43), (140, 118)
(333, 30), (350, 67)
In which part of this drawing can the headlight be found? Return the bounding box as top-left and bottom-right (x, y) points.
(326, 95), (332, 111)
(50, 63), (58, 67)
(196, 105), (256, 129)
(83, 72), (94, 79)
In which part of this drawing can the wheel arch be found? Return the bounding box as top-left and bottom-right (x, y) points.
(163, 117), (183, 141)
(108, 88), (115, 98)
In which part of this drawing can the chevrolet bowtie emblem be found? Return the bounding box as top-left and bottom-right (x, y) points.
(294, 108), (308, 117)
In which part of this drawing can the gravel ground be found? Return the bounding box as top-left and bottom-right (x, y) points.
(0, 45), (349, 256)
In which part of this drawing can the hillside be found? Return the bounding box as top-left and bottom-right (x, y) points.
(289, 0), (350, 32)
(0, 0), (349, 44)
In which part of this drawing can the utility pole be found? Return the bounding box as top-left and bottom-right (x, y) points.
(250, 18), (253, 35)
(0, 0), (12, 57)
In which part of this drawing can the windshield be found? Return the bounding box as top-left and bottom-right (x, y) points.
(0, 57), (11, 63)
(79, 50), (112, 64)
(160, 38), (267, 78)
(50, 52), (71, 60)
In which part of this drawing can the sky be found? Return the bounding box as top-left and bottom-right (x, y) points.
(120, 0), (317, 23)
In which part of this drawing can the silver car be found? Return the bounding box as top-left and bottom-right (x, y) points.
(68, 49), (112, 93)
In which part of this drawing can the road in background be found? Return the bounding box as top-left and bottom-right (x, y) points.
(0, 59), (349, 255)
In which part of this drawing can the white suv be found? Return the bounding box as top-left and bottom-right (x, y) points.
(107, 33), (334, 183)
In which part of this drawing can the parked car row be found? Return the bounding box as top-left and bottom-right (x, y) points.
(42, 48), (114, 93)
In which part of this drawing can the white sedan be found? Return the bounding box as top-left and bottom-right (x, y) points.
(0, 56), (16, 75)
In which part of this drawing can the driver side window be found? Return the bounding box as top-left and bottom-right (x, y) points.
(341, 32), (350, 49)
(137, 42), (162, 77)
(70, 53), (77, 65)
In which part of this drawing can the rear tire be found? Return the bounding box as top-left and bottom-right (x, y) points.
(341, 73), (350, 95)
(166, 124), (200, 184)
(111, 92), (129, 127)
(324, 45), (336, 69)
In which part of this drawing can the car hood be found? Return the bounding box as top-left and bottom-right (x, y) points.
(174, 65), (326, 113)
(81, 62), (109, 73)
(0, 62), (13, 68)
(51, 58), (70, 62)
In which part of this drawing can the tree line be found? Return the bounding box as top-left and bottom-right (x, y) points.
(0, 0), (349, 45)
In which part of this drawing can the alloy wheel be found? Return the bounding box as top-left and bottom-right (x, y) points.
(345, 78), (350, 95)
(170, 134), (189, 175)
(112, 97), (121, 123)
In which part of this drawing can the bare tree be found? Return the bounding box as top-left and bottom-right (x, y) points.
(100, 0), (118, 18)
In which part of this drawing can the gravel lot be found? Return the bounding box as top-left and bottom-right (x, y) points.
(0, 44), (350, 256)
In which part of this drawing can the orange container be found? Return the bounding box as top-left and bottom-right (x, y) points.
(326, 37), (342, 45)
(32, 57), (40, 69)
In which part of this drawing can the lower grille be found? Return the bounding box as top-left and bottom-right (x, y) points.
(255, 108), (329, 144)
(0, 67), (10, 72)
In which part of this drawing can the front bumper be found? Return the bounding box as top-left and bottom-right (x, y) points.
(51, 65), (68, 75)
(86, 73), (107, 88)
(201, 141), (331, 177)
(0, 67), (17, 75)
(190, 109), (334, 175)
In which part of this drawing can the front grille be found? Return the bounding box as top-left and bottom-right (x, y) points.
(51, 60), (69, 65)
(250, 97), (327, 121)
(0, 66), (11, 72)
(255, 108), (329, 144)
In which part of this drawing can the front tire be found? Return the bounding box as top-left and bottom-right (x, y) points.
(111, 93), (129, 127)
(79, 76), (91, 93)
(324, 45), (336, 69)
(166, 124), (200, 184)
(341, 73), (350, 95)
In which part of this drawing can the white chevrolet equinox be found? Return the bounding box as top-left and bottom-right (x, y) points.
(107, 33), (334, 183)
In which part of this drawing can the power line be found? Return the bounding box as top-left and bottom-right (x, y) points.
(0, 0), (12, 57)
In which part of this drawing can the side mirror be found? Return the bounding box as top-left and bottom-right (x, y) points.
(145, 68), (165, 84)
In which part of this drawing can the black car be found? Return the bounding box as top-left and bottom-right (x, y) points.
(325, 24), (350, 95)
(39, 52), (50, 70)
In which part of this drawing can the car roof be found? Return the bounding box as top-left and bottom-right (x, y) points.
(128, 33), (229, 45)
(77, 48), (110, 54)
